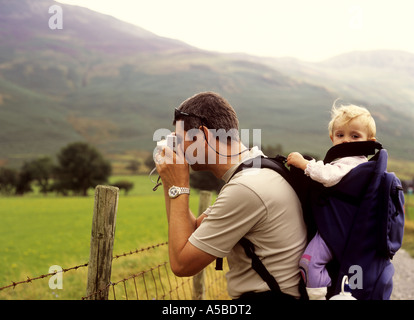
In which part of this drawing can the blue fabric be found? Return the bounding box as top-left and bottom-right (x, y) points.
(310, 149), (405, 300)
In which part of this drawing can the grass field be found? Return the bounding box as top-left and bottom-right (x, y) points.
(403, 194), (414, 258)
(0, 175), (413, 299)
(0, 175), (210, 299)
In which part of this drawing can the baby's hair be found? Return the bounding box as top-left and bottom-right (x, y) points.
(328, 100), (376, 139)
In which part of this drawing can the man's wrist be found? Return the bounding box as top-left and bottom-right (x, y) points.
(168, 185), (190, 198)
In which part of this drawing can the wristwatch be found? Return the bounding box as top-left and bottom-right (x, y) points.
(168, 186), (190, 198)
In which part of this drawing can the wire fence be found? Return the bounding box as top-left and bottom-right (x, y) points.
(0, 188), (230, 300)
(82, 241), (229, 300)
(0, 263), (88, 292)
(0, 241), (229, 300)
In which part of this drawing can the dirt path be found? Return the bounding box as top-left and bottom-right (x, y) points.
(391, 249), (414, 300)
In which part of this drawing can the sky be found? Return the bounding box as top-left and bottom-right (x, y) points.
(56, 0), (414, 62)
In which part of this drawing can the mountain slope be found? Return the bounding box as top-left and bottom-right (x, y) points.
(0, 0), (192, 55)
(0, 0), (413, 168)
(254, 50), (414, 116)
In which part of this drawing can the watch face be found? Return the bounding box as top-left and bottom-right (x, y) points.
(169, 187), (179, 198)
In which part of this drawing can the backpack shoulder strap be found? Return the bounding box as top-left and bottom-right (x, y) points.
(239, 238), (297, 299)
(229, 155), (291, 183)
(239, 238), (282, 292)
(323, 141), (382, 164)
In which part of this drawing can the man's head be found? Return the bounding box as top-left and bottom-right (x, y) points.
(173, 92), (240, 142)
(172, 92), (242, 171)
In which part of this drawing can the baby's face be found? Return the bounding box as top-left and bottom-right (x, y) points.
(330, 117), (374, 146)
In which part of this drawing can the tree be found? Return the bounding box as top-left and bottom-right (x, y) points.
(15, 170), (33, 195)
(144, 153), (155, 173)
(126, 160), (140, 174)
(112, 180), (134, 195)
(0, 167), (18, 195)
(54, 142), (112, 196)
(21, 157), (54, 195)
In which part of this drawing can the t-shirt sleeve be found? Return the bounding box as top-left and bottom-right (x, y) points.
(189, 182), (267, 258)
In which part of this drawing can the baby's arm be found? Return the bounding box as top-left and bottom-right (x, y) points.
(288, 153), (364, 187)
(287, 152), (309, 171)
(304, 160), (352, 187)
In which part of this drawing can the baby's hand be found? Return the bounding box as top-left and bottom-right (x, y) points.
(287, 152), (309, 171)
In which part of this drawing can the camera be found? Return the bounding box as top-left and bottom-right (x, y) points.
(157, 134), (177, 151)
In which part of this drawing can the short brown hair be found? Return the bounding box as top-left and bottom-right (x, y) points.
(175, 92), (240, 141)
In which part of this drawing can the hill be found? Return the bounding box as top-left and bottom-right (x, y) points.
(0, 0), (413, 169)
(258, 50), (414, 116)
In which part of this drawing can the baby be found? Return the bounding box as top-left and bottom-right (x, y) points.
(287, 103), (377, 299)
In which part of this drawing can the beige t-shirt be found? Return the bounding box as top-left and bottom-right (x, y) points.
(189, 148), (307, 299)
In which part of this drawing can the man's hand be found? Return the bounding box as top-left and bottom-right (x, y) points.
(154, 145), (190, 189)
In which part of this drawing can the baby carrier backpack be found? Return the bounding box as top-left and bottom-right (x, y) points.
(231, 141), (405, 300)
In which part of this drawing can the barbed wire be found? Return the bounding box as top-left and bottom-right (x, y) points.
(82, 260), (228, 300)
(0, 263), (88, 291)
(112, 242), (168, 260)
(0, 242), (168, 292)
(1, 241), (229, 300)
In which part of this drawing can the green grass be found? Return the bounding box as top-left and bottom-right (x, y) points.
(405, 194), (414, 220)
(0, 195), (94, 299)
(0, 175), (211, 299)
(403, 194), (414, 258)
(0, 176), (412, 299)
(403, 220), (414, 258)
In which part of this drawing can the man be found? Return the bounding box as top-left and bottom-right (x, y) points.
(154, 92), (307, 299)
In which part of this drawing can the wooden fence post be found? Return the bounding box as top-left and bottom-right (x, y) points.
(86, 185), (119, 300)
(192, 190), (212, 300)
